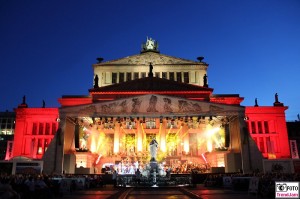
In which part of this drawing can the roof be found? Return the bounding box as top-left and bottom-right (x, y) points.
(94, 51), (208, 66)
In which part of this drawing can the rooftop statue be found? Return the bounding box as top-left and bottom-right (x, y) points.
(141, 37), (159, 53)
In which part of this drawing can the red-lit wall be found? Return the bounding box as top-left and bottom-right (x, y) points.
(13, 107), (59, 160)
(245, 106), (290, 159)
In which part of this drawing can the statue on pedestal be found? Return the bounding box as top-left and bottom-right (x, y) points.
(94, 74), (99, 88)
(203, 74), (208, 87)
(149, 138), (158, 162)
(275, 93), (279, 103)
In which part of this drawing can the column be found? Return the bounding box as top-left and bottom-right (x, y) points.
(137, 120), (143, 152)
(114, 122), (120, 154)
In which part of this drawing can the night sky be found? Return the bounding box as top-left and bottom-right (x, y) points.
(1, 0), (299, 121)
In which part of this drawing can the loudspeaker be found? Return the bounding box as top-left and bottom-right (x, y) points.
(225, 124), (230, 147)
(75, 124), (80, 149)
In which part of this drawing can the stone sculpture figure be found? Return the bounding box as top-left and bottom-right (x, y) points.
(149, 138), (158, 161)
(275, 93), (279, 103)
(94, 75), (99, 88)
(203, 74), (208, 86)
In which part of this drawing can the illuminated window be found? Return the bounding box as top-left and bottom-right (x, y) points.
(112, 73), (117, 84)
(167, 120), (177, 129)
(146, 119), (156, 129)
(126, 73), (132, 81)
(169, 72), (174, 81)
(0, 117), (15, 135)
(119, 72), (124, 83)
(162, 72), (167, 79)
(176, 72), (182, 82)
(125, 121), (136, 129)
(37, 139), (43, 154)
(134, 72), (139, 80)
(183, 72), (189, 83)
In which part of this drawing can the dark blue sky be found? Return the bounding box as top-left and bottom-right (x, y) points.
(1, 0), (299, 120)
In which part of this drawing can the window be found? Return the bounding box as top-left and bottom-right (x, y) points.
(39, 123), (44, 135)
(176, 72), (182, 82)
(126, 73), (132, 81)
(32, 123), (37, 135)
(134, 72), (139, 80)
(155, 72), (160, 78)
(45, 123), (50, 135)
(37, 139), (43, 154)
(146, 119), (156, 129)
(52, 123), (56, 135)
(162, 72), (167, 79)
(169, 72), (174, 81)
(258, 121), (263, 134)
(264, 121), (269, 134)
(183, 72), (189, 83)
(251, 121), (256, 134)
(119, 73), (124, 83)
(141, 72), (146, 78)
(112, 73), (117, 84)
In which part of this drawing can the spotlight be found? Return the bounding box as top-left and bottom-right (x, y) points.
(160, 116), (163, 123)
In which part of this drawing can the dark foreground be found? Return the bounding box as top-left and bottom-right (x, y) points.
(59, 184), (262, 199)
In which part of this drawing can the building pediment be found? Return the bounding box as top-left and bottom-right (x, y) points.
(60, 94), (244, 117)
(95, 52), (207, 66)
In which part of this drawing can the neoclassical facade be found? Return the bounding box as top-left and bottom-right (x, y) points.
(11, 38), (291, 175)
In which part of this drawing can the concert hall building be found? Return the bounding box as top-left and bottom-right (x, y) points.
(6, 38), (294, 174)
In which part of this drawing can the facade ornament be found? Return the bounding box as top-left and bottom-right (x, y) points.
(18, 95), (28, 108)
(203, 74), (208, 87)
(148, 62), (153, 77)
(254, 98), (258, 107)
(273, 93), (284, 107)
(141, 37), (159, 53)
(22, 95), (26, 104)
(94, 74), (99, 88)
(275, 93), (279, 103)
